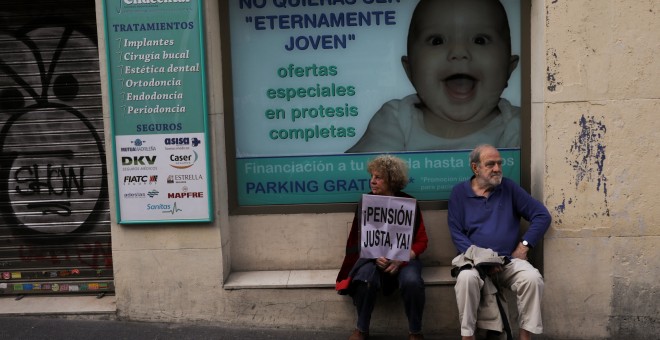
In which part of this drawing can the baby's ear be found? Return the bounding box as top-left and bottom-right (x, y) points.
(508, 55), (520, 78)
(401, 56), (412, 81)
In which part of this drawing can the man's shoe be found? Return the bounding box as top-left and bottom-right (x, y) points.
(408, 333), (424, 340)
(348, 328), (369, 340)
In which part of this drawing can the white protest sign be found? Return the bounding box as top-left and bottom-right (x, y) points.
(360, 194), (416, 261)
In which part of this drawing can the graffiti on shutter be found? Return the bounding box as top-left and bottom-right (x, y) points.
(0, 0), (113, 295)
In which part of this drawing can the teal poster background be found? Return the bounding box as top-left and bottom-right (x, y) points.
(228, 1), (523, 206)
(237, 150), (521, 205)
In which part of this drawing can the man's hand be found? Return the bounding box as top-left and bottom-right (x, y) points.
(488, 264), (503, 275)
(512, 242), (530, 260)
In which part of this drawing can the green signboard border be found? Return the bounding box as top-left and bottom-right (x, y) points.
(102, 0), (213, 224)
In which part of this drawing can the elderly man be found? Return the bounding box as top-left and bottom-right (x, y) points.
(448, 144), (551, 340)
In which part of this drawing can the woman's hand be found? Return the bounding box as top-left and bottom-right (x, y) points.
(376, 257), (403, 275)
(376, 257), (389, 270)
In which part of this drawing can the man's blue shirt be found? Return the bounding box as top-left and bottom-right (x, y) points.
(448, 177), (551, 257)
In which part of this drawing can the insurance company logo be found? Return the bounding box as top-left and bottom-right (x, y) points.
(166, 174), (204, 184)
(123, 191), (146, 199)
(147, 190), (159, 198)
(163, 136), (201, 150)
(123, 175), (158, 185)
(169, 150), (198, 169)
(167, 185), (204, 199)
(147, 202), (184, 215)
(121, 155), (156, 166)
(120, 138), (156, 152)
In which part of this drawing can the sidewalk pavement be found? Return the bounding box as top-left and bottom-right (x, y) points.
(0, 315), (457, 340)
(1, 295), (459, 339)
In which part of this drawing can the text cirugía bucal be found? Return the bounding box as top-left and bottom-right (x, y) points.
(266, 63), (358, 142)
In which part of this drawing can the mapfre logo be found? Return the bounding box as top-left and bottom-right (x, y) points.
(167, 186), (204, 199)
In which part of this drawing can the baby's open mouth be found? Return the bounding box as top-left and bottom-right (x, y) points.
(444, 74), (476, 98)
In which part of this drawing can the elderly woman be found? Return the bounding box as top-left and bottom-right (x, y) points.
(336, 154), (428, 340)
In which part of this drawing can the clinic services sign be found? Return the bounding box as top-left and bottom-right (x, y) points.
(360, 194), (416, 262)
(103, 0), (212, 223)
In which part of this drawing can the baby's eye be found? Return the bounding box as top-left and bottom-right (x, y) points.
(428, 36), (444, 46)
(473, 35), (491, 45)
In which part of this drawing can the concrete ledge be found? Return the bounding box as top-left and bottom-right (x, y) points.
(0, 295), (116, 315)
(224, 266), (455, 290)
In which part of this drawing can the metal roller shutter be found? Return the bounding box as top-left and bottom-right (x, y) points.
(0, 0), (113, 296)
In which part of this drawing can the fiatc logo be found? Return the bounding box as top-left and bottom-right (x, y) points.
(169, 151), (198, 169)
(123, 175), (158, 185)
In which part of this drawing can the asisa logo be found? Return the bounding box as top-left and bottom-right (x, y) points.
(169, 150), (198, 169)
(163, 137), (201, 149)
(164, 137), (190, 146)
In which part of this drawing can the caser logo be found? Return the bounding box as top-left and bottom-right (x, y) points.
(169, 150), (198, 169)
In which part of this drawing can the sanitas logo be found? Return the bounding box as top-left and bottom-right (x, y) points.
(164, 202), (183, 215)
(147, 203), (170, 211)
(169, 150), (198, 169)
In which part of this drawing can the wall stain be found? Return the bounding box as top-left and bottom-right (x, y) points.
(546, 48), (562, 92)
(553, 189), (574, 225)
(566, 115), (610, 216)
